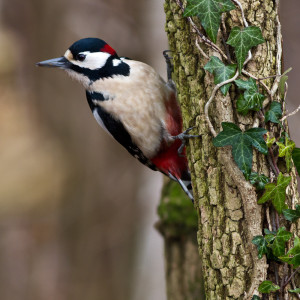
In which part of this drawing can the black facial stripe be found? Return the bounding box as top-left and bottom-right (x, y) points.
(70, 56), (130, 81)
(86, 91), (157, 171)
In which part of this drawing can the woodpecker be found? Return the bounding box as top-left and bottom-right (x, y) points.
(37, 38), (196, 201)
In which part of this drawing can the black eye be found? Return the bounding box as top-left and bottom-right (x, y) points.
(76, 54), (86, 62)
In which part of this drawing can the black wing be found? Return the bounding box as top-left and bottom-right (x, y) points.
(86, 91), (157, 171)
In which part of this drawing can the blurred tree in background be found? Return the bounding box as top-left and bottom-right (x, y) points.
(0, 1), (167, 299)
(0, 0), (299, 299)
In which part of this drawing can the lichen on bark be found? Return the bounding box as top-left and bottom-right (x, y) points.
(163, 0), (300, 299)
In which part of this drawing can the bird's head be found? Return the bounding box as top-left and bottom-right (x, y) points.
(37, 38), (123, 87)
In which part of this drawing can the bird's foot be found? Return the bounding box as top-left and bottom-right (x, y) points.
(171, 127), (201, 156)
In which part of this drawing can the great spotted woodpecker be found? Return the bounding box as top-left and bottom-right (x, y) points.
(37, 38), (196, 201)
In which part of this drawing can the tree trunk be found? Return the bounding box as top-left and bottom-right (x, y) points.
(162, 0), (300, 299)
(156, 180), (204, 299)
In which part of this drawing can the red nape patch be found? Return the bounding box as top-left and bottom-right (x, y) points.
(101, 44), (116, 55)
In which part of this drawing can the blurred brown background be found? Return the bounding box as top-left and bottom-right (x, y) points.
(0, 1), (299, 300)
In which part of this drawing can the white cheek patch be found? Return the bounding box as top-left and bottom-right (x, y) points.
(71, 51), (111, 70)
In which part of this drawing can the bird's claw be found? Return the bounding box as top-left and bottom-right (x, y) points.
(172, 127), (201, 156)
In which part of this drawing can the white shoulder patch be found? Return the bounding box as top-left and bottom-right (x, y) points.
(112, 59), (122, 67)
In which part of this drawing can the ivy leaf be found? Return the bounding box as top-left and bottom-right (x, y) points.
(204, 56), (237, 95)
(266, 132), (276, 148)
(278, 139), (295, 157)
(279, 75), (288, 100)
(258, 172), (291, 214)
(251, 296), (261, 300)
(258, 281), (280, 294)
(277, 137), (295, 172)
(264, 228), (277, 235)
(277, 138), (295, 157)
(283, 205), (300, 223)
(236, 94), (250, 115)
(279, 68), (292, 99)
(292, 147), (300, 175)
(235, 77), (265, 115)
(236, 91), (265, 115)
(264, 232), (276, 244)
(184, 0), (236, 43)
(252, 235), (270, 259)
(267, 227), (292, 257)
(279, 236), (300, 268)
(234, 77), (258, 91)
(227, 26), (265, 72)
(265, 102), (283, 124)
(213, 122), (267, 177)
(289, 288), (300, 293)
(249, 172), (270, 190)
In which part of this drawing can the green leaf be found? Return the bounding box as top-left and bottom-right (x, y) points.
(249, 172), (270, 190)
(277, 137), (295, 172)
(258, 280), (280, 294)
(184, 0), (236, 43)
(227, 26), (265, 72)
(283, 205), (300, 223)
(236, 94), (250, 115)
(213, 122), (267, 177)
(251, 296), (261, 300)
(279, 68), (292, 99)
(289, 288), (300, 293)
(204, 56), (237, 95)
(242, 90), (265, 114)
(235, 77), (258, 91)
(279, 75), (288, 99)
(258, 172), (291, 214)
(292, 147), (300, 175)
(264, 228), (277, 235)
(266, 132), (276, 148)
(279, 236), (300, 268)
(252, 235), (269, 259)
(277, 138), (295, 157)
(236, 92), (264, 115)
(265, 102), (283, 124)
(235, 77), (265, 115)
(268, 227), (292, 257)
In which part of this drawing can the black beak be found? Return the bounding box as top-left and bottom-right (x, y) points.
(36, 56), (71, 69)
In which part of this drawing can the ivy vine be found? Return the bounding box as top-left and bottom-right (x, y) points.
(178, 0), (300, 298)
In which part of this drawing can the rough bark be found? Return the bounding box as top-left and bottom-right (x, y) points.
(163, 0), (300, 299)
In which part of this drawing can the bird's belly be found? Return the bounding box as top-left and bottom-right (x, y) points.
(99, 98), (164, 158)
